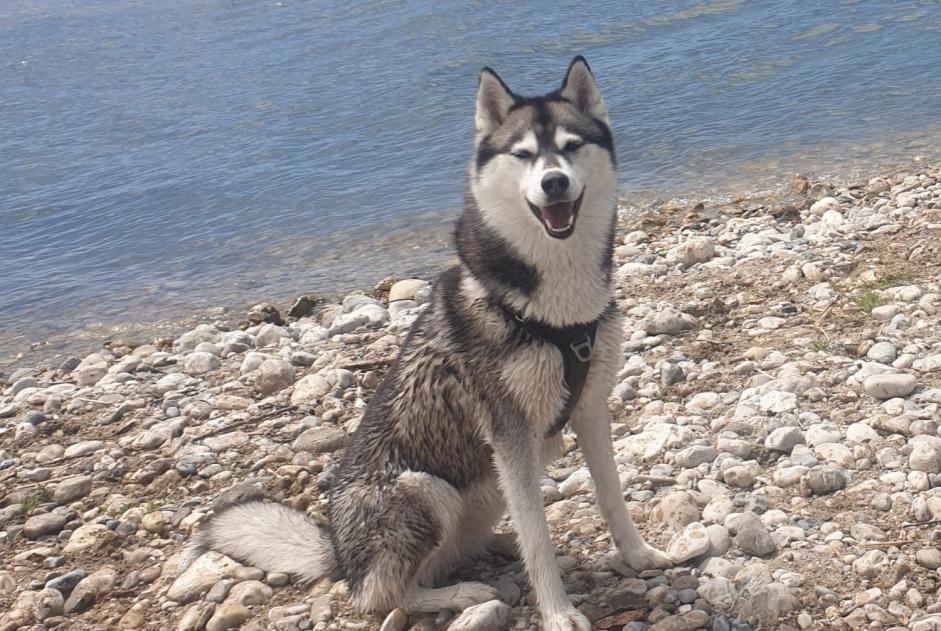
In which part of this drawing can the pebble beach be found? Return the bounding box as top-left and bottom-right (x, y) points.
(2, 165), (941, 631)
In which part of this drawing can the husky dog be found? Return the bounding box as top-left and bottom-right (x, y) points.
(198, 57), (671, 630)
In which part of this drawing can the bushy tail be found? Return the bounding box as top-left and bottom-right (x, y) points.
(194, 501), (337, 583)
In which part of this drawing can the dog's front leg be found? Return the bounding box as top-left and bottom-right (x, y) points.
(491, 433), (590, 631)
(570, 395), (672, 571)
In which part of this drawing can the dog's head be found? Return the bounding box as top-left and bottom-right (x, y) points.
(470, 56), (617, 242)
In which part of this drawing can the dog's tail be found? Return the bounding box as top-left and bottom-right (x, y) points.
(193, 501), (337, 583)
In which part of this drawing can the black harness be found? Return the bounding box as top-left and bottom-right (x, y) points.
(500, 305), (599, 438)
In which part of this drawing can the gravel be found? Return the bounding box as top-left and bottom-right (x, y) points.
(2, 166), (941, 630)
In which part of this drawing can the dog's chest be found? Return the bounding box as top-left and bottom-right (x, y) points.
(498, 341), (567, 432)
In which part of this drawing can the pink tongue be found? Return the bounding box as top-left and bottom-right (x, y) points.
(540, 201), (573, 229)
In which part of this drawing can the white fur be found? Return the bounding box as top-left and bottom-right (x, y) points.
(510, 130), (538, 155)
(569, 315), (672, 571)
(554, 127), (583, 151)
(196, 502), (335, 581)
(473, 142), (618, 326)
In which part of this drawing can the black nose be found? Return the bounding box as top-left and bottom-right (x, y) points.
(541, 172), (569, 197)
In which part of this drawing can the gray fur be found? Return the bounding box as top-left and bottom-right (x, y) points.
(197, 57), (671, 628)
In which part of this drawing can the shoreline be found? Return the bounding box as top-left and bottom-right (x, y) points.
(4, 151), (938, 374)
(2, 161), (941, 629)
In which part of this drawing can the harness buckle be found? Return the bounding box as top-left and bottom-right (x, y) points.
(570, 334), (593, 362)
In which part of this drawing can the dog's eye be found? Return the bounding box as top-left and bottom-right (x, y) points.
(563, 140), (583, 153)
(510, 150), (533, 160)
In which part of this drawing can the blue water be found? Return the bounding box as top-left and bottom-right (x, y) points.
(2, 0), (941, 364)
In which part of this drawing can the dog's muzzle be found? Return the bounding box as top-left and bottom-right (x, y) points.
(527, 189), (585, 240)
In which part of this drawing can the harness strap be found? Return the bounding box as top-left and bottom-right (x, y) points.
(500, 305), (599, 438)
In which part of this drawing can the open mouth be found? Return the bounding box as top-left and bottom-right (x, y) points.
(527, 190), (585, 239)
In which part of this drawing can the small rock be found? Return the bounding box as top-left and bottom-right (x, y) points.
(141, 511), (167, 534)
(645, 309), (697, 335)
(290, 373), (335, 405)
(212, 482), (266, 512)
(288, 295), (319, 318)
(698, 576), (737, 610)
(909, 437), (941, 473)
(649, 610), (711, 631)
(247, 302), (284, 325)
(734, 512), (776, 556)
(608, 577), (647, 609)
(666, 522), (711, 563)
(853, 549), (889, 578)
(32, 587), (65, 622)
(291, 426), (349, 454)
(447, 600), (511, 631)
(64, 567), (117, 613)
(863, 373), (916, 399)
(380, 608), (408, 631)
(63, 523), (110, 554)
(866, 341), (897, 364)
(23, 513), (68, 540)
(809, 197), (840, 215)
(206, 602), (252, 631)
(915, 548), (941, 570)
(803, 466), (846, 495)
(670, 237), (716, 266)
(63, 440), (104, 458)
(225, 580), (273, 606)
(53, 475), (92, 504)
(252, 358), (295, 395)
(389, 279), (429, 302)
(167, 552), (241, 603)
(739, 582), (800, 628)
(45, 569), (87, 595)
(759, 390), (797, 413)
(675, 445), (716, 468)
(764, 427), (805, 453)
(183, 352), (220, 376)
(177, 602), (216, 631)
(656, 491), (701, 530)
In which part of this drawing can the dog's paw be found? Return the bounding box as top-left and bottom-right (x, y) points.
(450, 582), (502, 610)
(621, 542), (673, 571)
(543, 608), (592, 631)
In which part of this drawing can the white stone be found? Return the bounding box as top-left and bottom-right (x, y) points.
(909, 436), (941, 474)
(389, 279), (429, 302)
(913, 354), (941, 372)
(765, 427), (804, 453)
(759, 390), (797, 413)
(863, 373), (916, 399)
(252, 358), (295, 395)
(846, 423), (880, 443)
(809, 197), (841, 215)
(167, 552), (241, 603)
(447, 600), (512, 631)
(698, 576), (737, 610)
(644, 309), (697, 335)
(814, 443), (854, 468)
(871, 304), (899, 321)
(183, 352), (220, 376)
(666, 522), (711, 562)
(63, 523), (109, 554)
(669, 237), (716, 266)
(866, 342), (897, 364)
(290, 372), (335, 405)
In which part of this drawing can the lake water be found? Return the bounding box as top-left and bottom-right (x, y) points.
(2, 0), (941, 366)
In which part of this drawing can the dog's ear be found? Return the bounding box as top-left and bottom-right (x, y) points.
(476, 67), (515, 135)
(560, 56), (608, 122)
